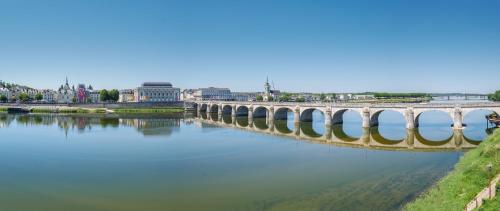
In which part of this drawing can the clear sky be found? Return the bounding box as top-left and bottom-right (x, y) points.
(0, 0), (499, 93)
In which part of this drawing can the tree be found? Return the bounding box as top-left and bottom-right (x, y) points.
(100, 89), (109, 102)
(18, 93), (30, 102)
(108, 89), (119, 102)
(72, 97), (77, 103)
(267, 96), (274, 101)
(296, 97), (305, 102)
(35, 93), (43, 101)
(256, 95), (263, 101)
(0, 95), (7, 103)
(488, 90), (500, 101)
(320, 93), (326, 101)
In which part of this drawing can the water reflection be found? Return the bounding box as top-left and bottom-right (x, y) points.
(0, 113), (181, 137)
(195, 114), (496, 151)
(0, 113), (494, 151)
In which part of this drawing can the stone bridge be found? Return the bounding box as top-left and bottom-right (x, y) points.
(191, 101), (500, 129)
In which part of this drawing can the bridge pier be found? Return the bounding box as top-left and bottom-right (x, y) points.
(362, 107), (370, 128)
(294, 106), (300, 124)
(248, 105), (254, 126)
(325, 108), (332, 126)
(405, 108), (415, 129)
(453, 107), (464, 130)
(268, 106), (275, 122)
(217, 104), (223, 117)
(231, 105), (236, 117)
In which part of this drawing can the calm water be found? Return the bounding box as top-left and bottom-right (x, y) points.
(0, 110), (495, 211)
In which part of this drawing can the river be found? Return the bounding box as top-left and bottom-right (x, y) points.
(0, 109), (495, 211)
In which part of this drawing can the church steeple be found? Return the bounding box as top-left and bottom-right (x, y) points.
(65, 76), (69, 85)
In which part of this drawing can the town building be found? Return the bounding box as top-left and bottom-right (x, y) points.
(88, 90), (101, 103)
(56, 77), (76, 103)
(353, 94), (375, 100)
(118, 89), (134, 102)
(0, 87), (11, 101)
(232, 92), (258, 101)
(181, 89), (197, 101)
(134, 82), (180, 102)
(262, 77), (280, 101)
(40, 89), (57, 103)
(193, 87), (233, 101)
(76, 84), (87, 103)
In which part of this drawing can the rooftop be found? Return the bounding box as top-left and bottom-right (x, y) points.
(141, 82), (173, 87)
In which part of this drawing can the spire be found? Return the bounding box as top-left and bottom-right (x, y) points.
(65, 76), (68, 85)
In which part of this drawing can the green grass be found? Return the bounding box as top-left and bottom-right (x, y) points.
(112, 107), (184, 114)
(405, 129), (500, 211)
(479, 195), (500, 211)
(0, 107), (6, 112)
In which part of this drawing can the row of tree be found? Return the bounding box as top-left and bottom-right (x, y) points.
(488, 90), (500, 101)
(373, 92), (430, 98)
(99, 89), (119, 102)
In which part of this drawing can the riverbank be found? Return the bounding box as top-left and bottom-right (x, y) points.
(405, 129), (500, 210)
(0, 106), (185, 114)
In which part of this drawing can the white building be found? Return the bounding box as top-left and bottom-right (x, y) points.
(134, 82), (180, 102)
(0, 87), (11, 101)
(56, 78), (76, 103)
(88, 90), (101, 103)
(232, 92), (258, 101)
(40, 89), (57, 103)
(353, 94), (375, 100)
(118, 89), (134, 102)
(193, 87), (233, 101)
(181, 89), (197, 101)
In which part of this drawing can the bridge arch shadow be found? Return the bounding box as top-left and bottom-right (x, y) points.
(370, 126), (405, 145)
(222, 105), (233, 116)
(370, 110), (407, 141)
(299, 108), (325, 137)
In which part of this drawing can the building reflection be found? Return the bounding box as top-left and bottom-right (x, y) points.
(0, 113), (180, 137)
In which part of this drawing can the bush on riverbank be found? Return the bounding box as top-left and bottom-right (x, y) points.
(405, 130), (500, 210)
(0, 107), (6, 112)
(112, 108), (184, 114)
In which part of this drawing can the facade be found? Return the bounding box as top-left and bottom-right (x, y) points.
(56, 78), (76, 103)
(77, 84), (87, 103)
(88, 90), (101, 103)
(0, 88), (11, 101)
(194, 87), (233, 101)
(353, 94), (375, 100)
(181, 89), (197, 101)
(262, 77), (280, 101)
(40, 89), (57, 103)
(134, 82), (180, 102)
(118, 89), (134, 102)
(232, 92), (258, 101)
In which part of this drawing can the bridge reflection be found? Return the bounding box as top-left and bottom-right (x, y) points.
(194, 114), (488, 151)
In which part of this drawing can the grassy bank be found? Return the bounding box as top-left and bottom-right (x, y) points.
(111, 107), (184, 114)
(31, 108), (107, 114)
(405, 130), (500, 210)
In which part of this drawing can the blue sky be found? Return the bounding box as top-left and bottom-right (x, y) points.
(0, 0), (499, 93)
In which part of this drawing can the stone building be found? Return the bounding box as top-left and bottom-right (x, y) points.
(118, 89), (135, 102)
(193, 87), (233, 101)
(262, 77), (280, 101)
(134, 82), (180, 102)
(56, 77), (76, 103)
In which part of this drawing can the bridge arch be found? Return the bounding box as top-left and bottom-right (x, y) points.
(274, 107), (294, 120)
(222, 105), (233, 115)
(209, 104), (219, 113)
(199, 103), (208, 112)
(331, 109), (362, 125)
(236, 105), (249, 116)
(414, 109), (454, 128)
(253, 106), (269, 118)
